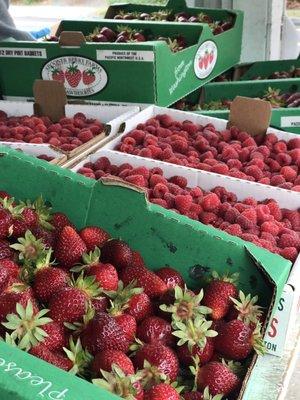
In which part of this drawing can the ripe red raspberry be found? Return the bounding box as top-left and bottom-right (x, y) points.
(201, 193), (220, 212)
(280, 166), (297, 182)
(94, 170), (106, 179)
(94, 157), (111, 172)
(265, 201), (282, 221)
(224, 207), (240, 223)
(268, 159), (281, 172)
(248, 158), (265, 169)
(167, 183), (182, 196)
(280, 247), (298, 261)
(161, 148), (174, 160)
(227, 159), (242, 170)
(189, 187), (203, 199)
(129, 167), (150, 180)
(270, 175), (286, 187)
(153, 183), (169, 199)
(199, 211), (218, 225)
(276, 153), (292, 166)
(283, 210), (300, 231)
(149, 174), (168, 188)
(182, 122), (198, 135)
(292, 186), (300, 192)
(265, 133), (278, 145)
(279, 182), (293, 190)
(240, 233), (259, 243)
(236, 215), (254, 230)
(78, 129), (94, 143)
(260, 231), (277, 246)
(256, 204), (272, 224)
(287, 138), (300, 150)
(273, 141), (287, 154)
(256, 145), (270, 158)
(163, 192), (175, 208)
(189, 203), (203, 216)
(243, 197), (257, 207)
(174, 195), (193, 213)
(168, 176), (187, 189)
(151, 167), (163, 176)
(211, 163), (229, 175)
(261, 221), (280, 236)
(239, 147), (250, 162)
(151, 198), (168, 208)
(221, 146), (239, 161)
(234, 203), (249, 213)
(258, 177), (271, 185)
(257, 239), (275, 252)
(278, 234), (300, 250)
(224, 224), (243, 237)
(243, 165), (263, 181)
(241, 208), (257, 224)
(228, 169), (247, 179)
(139, 148), (152, 158)
(125, 174), (146, 187)
(289, 149), (300, 165)
(218, 202), (231, 217)
(204, 158), (218, 166)
(249, 151), (264, 161)
(156, 114), (174, 128)
(242, 137), (257, 147)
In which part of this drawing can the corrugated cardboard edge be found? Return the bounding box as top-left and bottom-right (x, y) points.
(228, 96), (272, 137)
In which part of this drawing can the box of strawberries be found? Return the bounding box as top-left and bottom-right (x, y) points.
(0, 145), (291, 400)
(0, 2), (243, 107)
(173, 80), (300, 134)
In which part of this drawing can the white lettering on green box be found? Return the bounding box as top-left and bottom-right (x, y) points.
(194, 40), (218, 79)
(41, 56), (108, 97)
(0, 48), (47, 58)
(96, 50), (154, 62)
(281, 116), (300, 128)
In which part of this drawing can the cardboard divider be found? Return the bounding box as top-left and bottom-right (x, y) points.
(33, 80), (67, 122)
(58, 31), (86, 46)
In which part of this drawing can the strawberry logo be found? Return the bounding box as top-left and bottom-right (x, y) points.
(82, 68), (96, 86)
(198, 57), (204, 69)
(65, 62), (82, 88)
(203, 51), (210, 69)
(209, 51), (214, 64)
(51, 67), (65, 83)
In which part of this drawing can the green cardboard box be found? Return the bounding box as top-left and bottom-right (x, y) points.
(177, 80), (300, 134)
(0, 145), (292, 400)
(0, 7), (243, 106)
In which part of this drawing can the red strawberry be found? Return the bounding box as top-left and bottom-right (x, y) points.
(183, 392), (204, 400)
(0, 259), (20, 279)
(177, 337), (215, 367)
(0, 268), (10, 293)
(87, 262), (118, 291)
(144, 383), (180, 400)
(114, 313), (137, 342)
(32, 225), (56, 249)
(202, 272), (238, 320)
(101, 239), (133, 271)
(82, 69), (96, 85)
(29, 345), (72, 371)
(197, 361), (240, 396)
(42, 321), (66, 351)
(52, 68), (65, 83)
(33, 267), (69, 303)
(137, 316), (174, 347)
(134, 343), (179, 381)
(215, 319), (265, 360)
(51, 212), (74, 233)
(49, 286), (88, 323)
(0, 209), (12, 238)
(22, 207), (38, 229)
(126, 292), (153, 321)
(91, 349), (134, 376)
(155, 267), (184, 289)
(0, 240), (14, 260)
(55, 226), (87, 268)
(65, 63), (82, 87)
(79, 226), (110, 251)
(121, 264), (167, 298)
(81, 312), (129, 355)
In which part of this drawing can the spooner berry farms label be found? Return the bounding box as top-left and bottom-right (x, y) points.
(194, 40), (218, 79)
(41, 56), (108, 97)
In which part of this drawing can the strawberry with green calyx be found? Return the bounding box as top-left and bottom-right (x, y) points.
(101, 238), (133, 271)
(29, 344), (73, 371)
(202, 272), (238, 321)
(183, 386), (223, 400)
(155, 267), (184, 289)
(133, 358), (168, 390)
(51, 212), (74, 234)
(10, 230), (46, 268)
(93, 364), (144, 400)
(160, 286), (212, 323)
(91, 349), (135, 376)
(79, 226), (110, 252)
(71, 247), (118, 292)
(151, 10), (171, 21)
(55, 225), (87, 269)
(144, 382), (182, 400)
(2, 300), (52, 351)
(49, 272), (101, 323)
(262, 87), (285, 108)
(19, 196), (53, 231)
(137, 315), (174, 347)
(0, 208), (12, 239)
(82, 68), (96, 85)
(106, 280), (143, 316)
(173, 317), (217, 366)
(227, 290), (264, 326)
(64, 304), (95, 335)
(65, 62), (82, 88)
(63, 336), (93, 376)
(215, 319), (266, 360)
(0, 196), (27, 237)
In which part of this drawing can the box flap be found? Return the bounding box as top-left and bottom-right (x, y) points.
(228, 96), (272, 136)
(33, 80), (67, 122)
(59, 31), (86, 46)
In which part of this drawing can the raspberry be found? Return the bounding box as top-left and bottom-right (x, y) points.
(164, 192), (175, 208)
(224, 207), (240, 223)
(239, 148), (250, 162)
(270, 175), (286, 187)
(256, 145), (270, 158)
(153, 183), (169, 199)
(149, 174), (168, 188)
(287, 138), (300, 150)
(228, 170), (247, 179)
(276, 153), (292, 166)
(211, 163), (229, 175)
(201, 193), (220, 212)
(243, 197), (257, 207)
(260, 231), (277, 246)
(189, 187), (203, 199)
(139, 148), (152, 158)
(273, 141), (287, 154)
(289, 149), (300, 165)
(243, 165), (263, 181)
(249, 151), (264, 161)
(130, 130), (146, 144)
(241, 208), (257, 224)
(240, 233), (259, 243)
(161, 148), (173, 160)
(118, 163), (133, 173)
(292, 186), (300, 192)
(204, 158), (218, 166)
(279, 182), (293, 190)
(258, 177), (271, 185)
(182, 122), (198, 135)
(221, 146), (239, 161)
(268, 159), (281, 172)
(189, 203), (203, 215)
(212, 186), (227, 198)
(94, 157), (111, 172)
(199, 151), (214, 162)
(218, 202), (231, 217)
(219, 129), (231, 142)
(168, 176), (187, 189)
(156, 114), (173, 128)
(167, 183), (182, 196)
(280, 247), (298, 262)
(265, 133), (278, 145)
(199, 212), (218, 225)
(234, 203), (249, 213)
(227, 159), (242, 170)
(125, 174), (146, 187)
(224, 224), (243, 237)
(249, 158), (265, 169)
(242, 137), (257, 147)
(174, 195), (193, 213)
(151, 198), (168, 208)
(236, 215), (254, 230)
(278, 234), (300, 249)
(151, 167), (163, 176)
(283, 211), (300, 231)
(256, 204), (272, 224)
(78, 129), (93, 143)
(261, 221), (280, 236)
(257, 239), (275, 252)
(280, 166), (297, 182)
